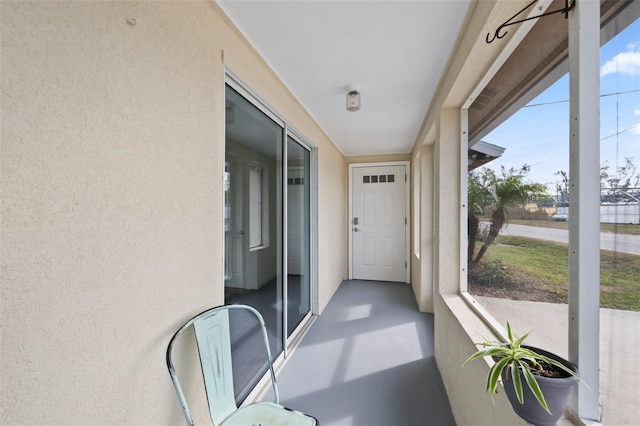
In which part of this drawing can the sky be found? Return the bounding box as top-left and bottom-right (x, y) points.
(483, 17), (640, 193)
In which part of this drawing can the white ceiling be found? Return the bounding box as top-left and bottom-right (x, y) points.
(217, 0), (471, 156)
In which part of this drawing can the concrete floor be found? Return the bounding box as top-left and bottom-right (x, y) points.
(477, 296), (640, 426)
(264, 280), (456, 426)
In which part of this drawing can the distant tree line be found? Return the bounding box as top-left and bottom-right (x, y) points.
(554, 157), (640, 204)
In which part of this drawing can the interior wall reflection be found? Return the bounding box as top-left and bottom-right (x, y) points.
(224, 85), (283, 403)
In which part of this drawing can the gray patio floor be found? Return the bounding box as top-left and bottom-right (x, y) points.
(264, 280), (456, 426)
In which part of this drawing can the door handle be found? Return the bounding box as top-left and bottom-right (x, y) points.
(353, 227), (360, 232)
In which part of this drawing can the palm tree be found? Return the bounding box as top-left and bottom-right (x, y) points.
(473, 166), (547, 264)
(468, 171), (490, 261)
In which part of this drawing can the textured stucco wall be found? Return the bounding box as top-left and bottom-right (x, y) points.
(1, 1), (346, 424)
(419, 144), (434, 313)
(410, 1), (536, 424)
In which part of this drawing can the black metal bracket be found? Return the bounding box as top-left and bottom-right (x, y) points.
(486, 0), (576, 44)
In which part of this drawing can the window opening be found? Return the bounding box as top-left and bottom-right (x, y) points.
(248, 164), (263, 249)
(362, 174), (396, 184)
(464, 16), (639, 425)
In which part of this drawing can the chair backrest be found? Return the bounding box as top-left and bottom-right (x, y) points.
(193, 308), (238, 425)
(166, 304), (279, 426)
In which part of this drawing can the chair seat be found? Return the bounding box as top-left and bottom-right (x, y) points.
(221, 401), (317, 426)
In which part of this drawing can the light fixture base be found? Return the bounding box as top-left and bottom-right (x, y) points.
(346, 89), (361, 112)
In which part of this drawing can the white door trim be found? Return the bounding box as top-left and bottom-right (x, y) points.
(348, 161), (410, 283)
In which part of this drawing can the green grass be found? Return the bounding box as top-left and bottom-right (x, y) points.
(506, 218), (640, 235)
(477, 235), (640, 311)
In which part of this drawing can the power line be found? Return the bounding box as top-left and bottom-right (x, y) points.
(528, 152), (568, 167)
(521, 126), (638, 168)
(523, 88), (640, 108)
(523, 99), (568, 108)
(600, 123), (640, 142)
(601, 88), (640, 98)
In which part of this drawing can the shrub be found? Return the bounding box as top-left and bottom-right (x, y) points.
(479, 259), (512, 287)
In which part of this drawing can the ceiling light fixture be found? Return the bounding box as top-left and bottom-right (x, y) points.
(346, 87), (361, 112)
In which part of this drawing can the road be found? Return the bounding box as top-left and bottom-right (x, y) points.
(496, 223), (640, 255)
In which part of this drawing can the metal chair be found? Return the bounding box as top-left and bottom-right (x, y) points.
(166, 304), (318, 426)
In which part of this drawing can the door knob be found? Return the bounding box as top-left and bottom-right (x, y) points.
(353, 227), (360, 232)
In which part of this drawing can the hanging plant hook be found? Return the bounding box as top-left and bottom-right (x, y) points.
(486, 23), (511, 44)
(486, 0), (575, 44)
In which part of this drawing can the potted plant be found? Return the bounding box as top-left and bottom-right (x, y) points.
(464, 322), (582, 426)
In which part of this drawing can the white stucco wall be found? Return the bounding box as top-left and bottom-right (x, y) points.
(2, 0), (575, 424)
(409, 1), (539, 424)
(432, 108), (526, 425)
(412, 143), (435, 313)
(1, 1), (346, 424)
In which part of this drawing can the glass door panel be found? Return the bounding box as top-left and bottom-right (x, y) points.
(224, 85), (283, 402)
(223, 79), (316, 402)
(286, 136), (311, 336)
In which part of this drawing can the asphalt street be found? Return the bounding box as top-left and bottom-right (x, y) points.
(496, 223), (640, 255)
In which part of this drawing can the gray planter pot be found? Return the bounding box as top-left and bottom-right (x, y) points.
(502, 346), (579, 426)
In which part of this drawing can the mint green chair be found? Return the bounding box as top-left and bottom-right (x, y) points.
(166, 304), (318, 426)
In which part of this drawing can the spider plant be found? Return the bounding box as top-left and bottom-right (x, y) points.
(463, 322), (582, 414)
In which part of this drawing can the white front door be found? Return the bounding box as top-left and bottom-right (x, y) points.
(351, 164), (408, 282)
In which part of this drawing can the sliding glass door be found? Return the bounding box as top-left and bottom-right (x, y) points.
(224, 80), (315, 402)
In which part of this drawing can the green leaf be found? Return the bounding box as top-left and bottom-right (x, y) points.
(521, 363), (551, 414)
(462, 351), (487, 365)
(487, 356), (511, 394)
(516, 348), (541, 367)
(506, 321), (514, 343)
(511, 360), (524, 404)
(512, 330), (532, 349)
(463, 346), (510, 365)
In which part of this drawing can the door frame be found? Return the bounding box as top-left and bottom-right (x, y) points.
(348, 161), (410, 283)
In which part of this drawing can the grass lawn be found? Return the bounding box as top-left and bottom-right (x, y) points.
(474, 235), (640, 311)
(507, 218), (640, 235)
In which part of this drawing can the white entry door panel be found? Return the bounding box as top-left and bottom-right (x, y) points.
(352, 165), (407, 282)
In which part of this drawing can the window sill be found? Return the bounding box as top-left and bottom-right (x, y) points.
(440, 292), (502, 345)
